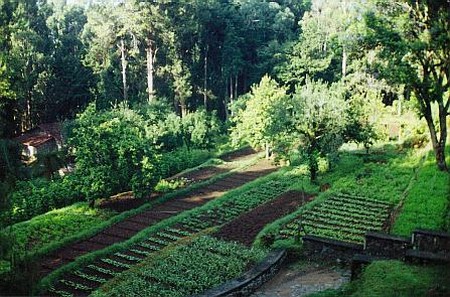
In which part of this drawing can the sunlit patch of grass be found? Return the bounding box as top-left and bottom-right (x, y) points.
(0, 203), (116, 261)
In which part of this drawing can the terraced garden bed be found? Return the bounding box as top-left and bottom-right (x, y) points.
(39, 168), (305, 296)
(279, 194), (393, 244)
(91, 236), (266, 297)
(214, 191), (314, 246)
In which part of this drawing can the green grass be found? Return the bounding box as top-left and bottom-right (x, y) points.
(91, 235), (267, 297)
(0, 203), (115, 273)
(255, 144), (423, 249)
(392, 146), (450, 235)
(307, 261), (450, 297)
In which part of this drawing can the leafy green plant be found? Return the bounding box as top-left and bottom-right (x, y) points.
(92, 236), (267, 297)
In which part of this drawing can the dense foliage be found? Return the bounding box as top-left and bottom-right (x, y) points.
(69, 104), (160, 201)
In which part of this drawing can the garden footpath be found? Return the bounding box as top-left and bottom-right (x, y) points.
(37, 149), (277, 280)
(214, 191), (315, 246)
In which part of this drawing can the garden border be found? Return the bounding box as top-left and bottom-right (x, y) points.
(192, 249), (287, 297)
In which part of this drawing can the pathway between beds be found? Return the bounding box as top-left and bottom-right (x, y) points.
(37, 152), (277, 279)
(214, 191), (314, 246)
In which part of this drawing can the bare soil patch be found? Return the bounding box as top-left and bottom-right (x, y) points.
(214, 191), (314, 246)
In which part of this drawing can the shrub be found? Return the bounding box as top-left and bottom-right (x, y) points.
(69, 104), (161, 202)
(6, 175), (83, 225)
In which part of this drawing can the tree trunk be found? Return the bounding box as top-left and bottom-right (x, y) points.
(309, 155), (318, 182)
(234, 74), (238, 100)
(436, 101), (448, 171)
(180, 101), (187, 118)
(119, 38), (128, 102)
(203, 45), (208, 110)
(424, 101), (448, 172)
(146, 38), (155, 104)
(342, 47), (347, 78)
(265, 142), (270, 159)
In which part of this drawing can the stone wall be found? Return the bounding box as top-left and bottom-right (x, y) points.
(302, 235), (363, 263)
(192, 249), (286, 297)
(364, 232), (410, 259)
(412, 229), (450, 253)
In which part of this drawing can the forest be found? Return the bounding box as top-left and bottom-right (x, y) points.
(0, 0), (449, 296)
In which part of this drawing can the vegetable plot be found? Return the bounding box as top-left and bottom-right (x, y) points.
(45, 176), (293, 296)
(279, 194), (393, 243)
(92, 236), (266, 297)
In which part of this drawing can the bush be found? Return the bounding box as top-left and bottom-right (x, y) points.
(5, 175), (83, 225)
(69, 104), (161, 201)
(159, 148), (212, 178)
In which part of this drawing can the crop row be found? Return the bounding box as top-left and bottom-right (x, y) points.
(279, 194), (392, 243)
(334, 193), (392, 206)
(47, 176), (294, 296)
(328, 195), (391, 210)
(91, 236), (267, 297)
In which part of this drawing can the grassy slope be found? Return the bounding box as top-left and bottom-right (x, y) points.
(392, 145), (450, 235)
(255, 144), (423, 249)
(0, 203), (115, 273)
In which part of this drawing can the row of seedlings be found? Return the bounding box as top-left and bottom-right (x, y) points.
(92, 236), (267, 297)
(47, 227), (193, 297)
(47, 178), (293, 296)
(279, 194), (393, 243)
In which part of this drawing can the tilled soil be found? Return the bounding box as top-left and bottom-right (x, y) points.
(36, 156), (277, 279)
(214, 191), (314, 246)
(97, 147), (256, 213)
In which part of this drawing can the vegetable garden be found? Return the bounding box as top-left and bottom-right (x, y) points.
(279, 194), (393, 243)
(40, 165), (298, 296)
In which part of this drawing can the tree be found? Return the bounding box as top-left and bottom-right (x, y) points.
(280, 0), (368, 88)
(292, 79), (347, 181)
(69, 104), (160, 203)
(365, 0), (450, 171)
(230, 75), (290, 158)
(5, 0), (52, 133)
(45, 4), (94, 121)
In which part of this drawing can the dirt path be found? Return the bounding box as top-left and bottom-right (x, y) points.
(214, 191), (314, 246)
(37, 151), (276, 279)
(97, 148), (257, 212)
(252, 262), (350, 297)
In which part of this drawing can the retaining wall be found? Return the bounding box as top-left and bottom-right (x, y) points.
(192, 249), (287, 297)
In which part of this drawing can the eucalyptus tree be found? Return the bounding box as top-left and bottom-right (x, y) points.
(280, 0), (367, 87)
(45, 4), (94, 120)
(82, 1), (139, 104)
(365, 0), (450, 171)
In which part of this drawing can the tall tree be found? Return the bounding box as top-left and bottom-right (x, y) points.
(6, 0), (52, 133)
(365, 0), (450, 171)
(45, 4), (94, 120)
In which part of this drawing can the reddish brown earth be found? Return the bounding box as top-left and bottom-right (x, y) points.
(214, 191), (314, 246)
(97, 148), (256, 213)
(36, 155), (277, 279)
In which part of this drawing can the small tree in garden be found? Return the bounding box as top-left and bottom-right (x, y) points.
(69, 104), (160, 205)
(230, 75), (290, 159)
(292, 79), (347, 181)
(181, 109), (221, 151)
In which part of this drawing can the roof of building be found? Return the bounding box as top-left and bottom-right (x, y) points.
(14, 122), (63, 148)
(21, 134), (55, 147)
